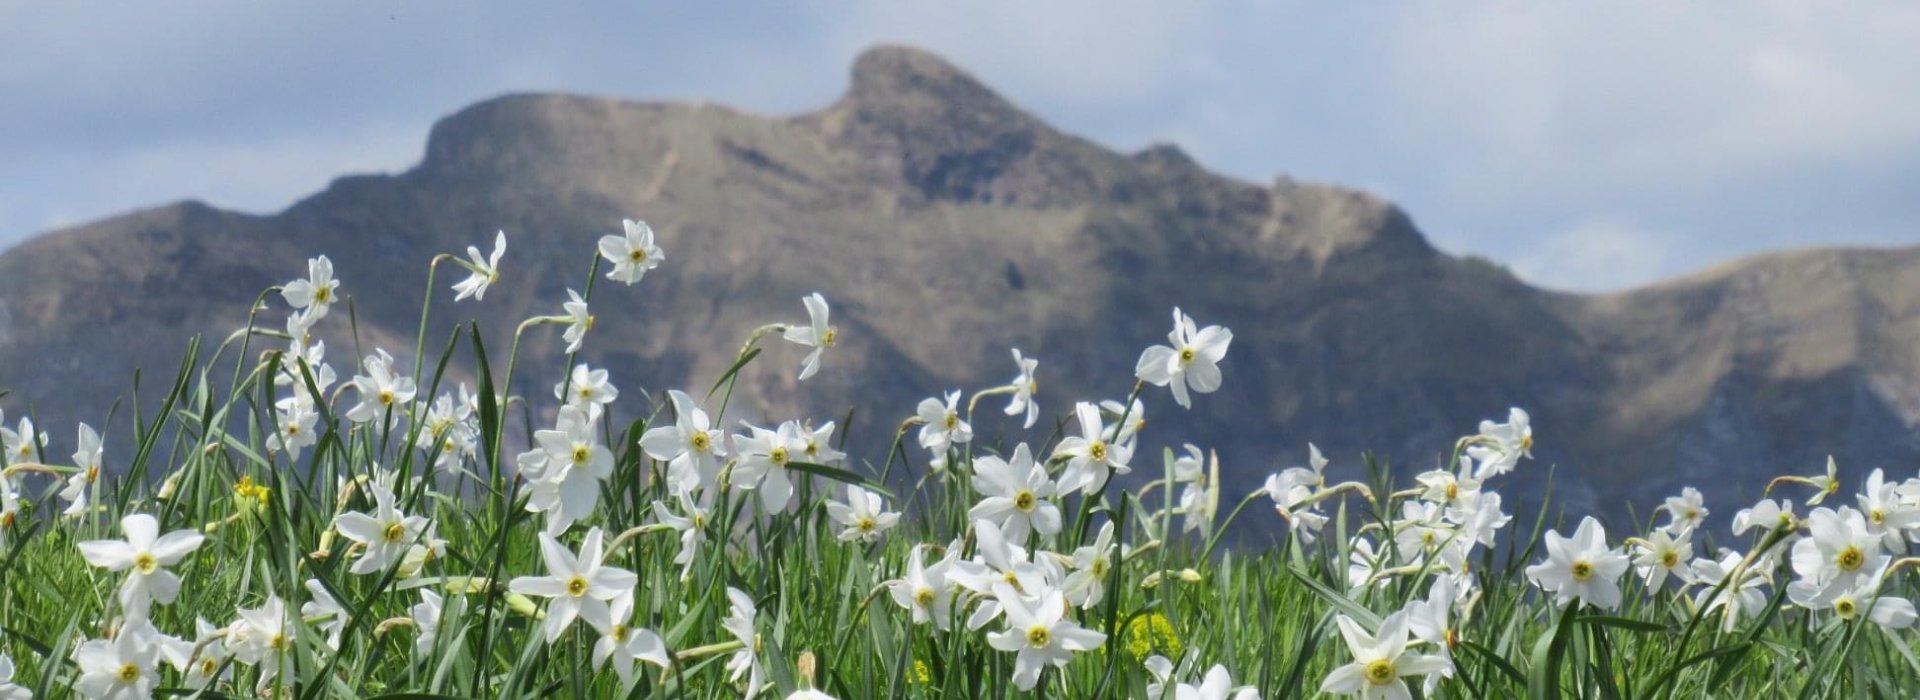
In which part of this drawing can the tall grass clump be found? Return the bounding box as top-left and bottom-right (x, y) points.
(0, 218), (1917, 699)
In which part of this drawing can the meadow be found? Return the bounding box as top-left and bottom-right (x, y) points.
(1, 220), (1916, 699)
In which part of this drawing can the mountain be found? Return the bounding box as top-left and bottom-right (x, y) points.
(3, 45), (1917, 529)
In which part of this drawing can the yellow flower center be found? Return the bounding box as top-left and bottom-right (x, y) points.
(1445, 481), (1459, 501)
(770, 446), (789, 466)
(1178, 347), (1197, 364)
(821, 326), (838, 348)
(384, 522), (407, 543)
(1364, 658), (1396, 686)
(1026, 625), (1051, 648)
(1870, 509), (1886, 526)
(1013, 490), (1037, 512)
(1835, 598), (1858, 619)
(690, 432), (710, 451)
(378, 389), (395, 406)
(1837, 546), (1865, 572)
(613, 624), (630, 642)
(134, 552), (158, 575)
(1088, 442), (1108, 461)
(286, 423), (301, 436)
(914, 587), (935, 607)
(943, 412), (958, 430)
(1092, 559), (1109, 577)
(1571, 560), (1595, 582)
(1520, 434), (1534, 452)
(857, 516), (876, 533)
(199, 657), (218, 677)
(117, 663), (140, 683)
(572, 445), (591, 465)
(566, 575), (589, 597)
(628, 248), (647, 263)
(1661, 550), (1679, 568)
(314, 287), (332, 304)
(270, 633), (289, 652)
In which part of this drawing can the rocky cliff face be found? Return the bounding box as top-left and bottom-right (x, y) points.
(4, 45), (1916, 529)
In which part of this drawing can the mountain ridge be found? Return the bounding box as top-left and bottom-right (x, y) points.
(3, 45), (1916, 528)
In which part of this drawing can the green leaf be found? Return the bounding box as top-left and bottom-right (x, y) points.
(785, 461), (894, 499)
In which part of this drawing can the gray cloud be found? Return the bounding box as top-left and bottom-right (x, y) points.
(4, 1), (1916, 291)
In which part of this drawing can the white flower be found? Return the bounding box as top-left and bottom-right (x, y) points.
(950, 521), (1055, 630)
(523, 405), (615, 535)
(62, 422), (104, 517)
(639, 390), (726, 494)
(301, 579), (349, 650)
(1405, 577), (1460, 691)
(1004, 349), (1040, 429)
(1786, 559), (1914, 628)
(799, 421), (846, 466)
(1805, 456), (1842, 505)
(1524, 516), (1630, 610)
(0, 650), (27, 700)
(1177, 446), (1220, 535)
(1134, 307), (1233, 409)
(1858, 468), (1920, 550)
(652, 491), (709, 581)
(1158, 663), (1263, 700)
(71, 623), (161, 700)
(915, 390), (973, 453)
(1264, 443), (1329, 509)
(588, 593), (670, 686)
(722, 587), (767, 698)
(826, 485), (900, 543)
(76, 513), (205, 620)
(888, 545), (958, 630)
(1052, 402), (1133, 496)
(598, 219), (664, 286)
(1466, 408), (1532, 479)
(984, 583), (1106, 691)
(344, 349), (418, 425)
(1660, 487), (1708, 535)
(158, 619), (230, 690)
(1319, 612), (1451, 700)
(451, 230), (507, 301)
(1, 416), (45, 466)
(969, 444), (1062, 543)
(267, 399), (319, 461)
(1099, 398), (1147, 444)
(412, 588), (464, 658)
(332, 481), (431, 575)
(562, 289), (594, 354)
(1690, 551), (1773, 633)
(281, 255), (341, 326)
(226, 596), (296, 692)
(1789, 507), (1886, 599)
(1632, 527), (1693, 591)
(1732, 498), (1796, 537)
(556, 363), (619, 422)
(1062, 521), (1117, 609)
(781, 293), (837, 381)
(731, 421), (808, 512)
(508, 527), (638, 643)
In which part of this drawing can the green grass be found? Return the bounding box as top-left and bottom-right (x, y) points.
(0, 241), (1917, 700)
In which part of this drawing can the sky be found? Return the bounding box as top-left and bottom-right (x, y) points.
(3, 1), (1917, 291)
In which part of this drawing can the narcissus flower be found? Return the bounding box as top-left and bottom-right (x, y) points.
(76, 513), (205, 620)
(985, 583), (1106, 690)
(301, 579), (348, 649)
(969, 443), (1061, 543)
(782, 293), (836, 381)
(1631, 527), (1693, 591)
(731, 421), (809, 512)
(555, 363), (619, 422)
(1660, 487), (1708, 535)
(1466, 408), (1532, 479)
(889, 544), (958, 630)
(1525, 516), (1630, 610)
(226, 596), (295, 692)
(332, 481), (431, 575)
(652, 490), (709, 581)
(508, 527), (638, 643)
(599, 219), (664, 286)
(451, 230), (507, 301)
(72, 622), (162, 700)
(1, 416), (44, 466)
(588, 593), (671, 686)
(62, 422), (104, 517)
(523, 405), (615, 535)
(826, 484), (899, 543)
(1134, 307), (1232, 409)
(640, 390), (727, 494)
(1789, 507), (1886, 598)
(1320, 612), (1451, 700)
(722, 587), (768, 698)
(281, 255), (341, 327)
(1004, 349), (1040, 429)
(915, 390), (973, 453)
(562, 289), (593, 354)
(345, 349), (417, 426)
(1052, 402), (1133, 496)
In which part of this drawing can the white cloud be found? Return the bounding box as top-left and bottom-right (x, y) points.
(1515, 220), (1676, 292)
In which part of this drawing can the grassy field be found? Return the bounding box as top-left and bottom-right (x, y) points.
(1, 223), (1917, 699)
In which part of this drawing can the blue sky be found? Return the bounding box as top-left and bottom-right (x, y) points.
(3, 1), (1917, 291)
